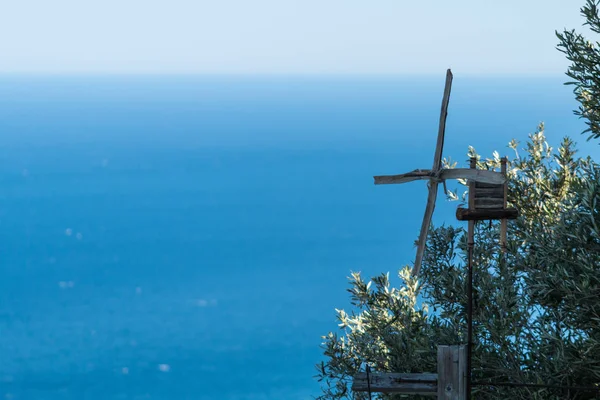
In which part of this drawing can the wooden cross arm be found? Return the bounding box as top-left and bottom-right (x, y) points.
(374, 168), (505, 185)
(352, 372), (437, 395)
(374, 169), (434, 185)
(441, 168), (505, 184)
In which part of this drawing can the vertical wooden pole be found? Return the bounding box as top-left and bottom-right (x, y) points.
(438, 345), (468, 399)
(500, 157), (508, 252)
(466, 157), (476, 400)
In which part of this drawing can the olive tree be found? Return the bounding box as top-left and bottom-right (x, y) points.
(316, 126), (600, 399)
(557, 0), (600, 140)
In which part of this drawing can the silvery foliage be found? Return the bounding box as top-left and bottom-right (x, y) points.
(316, 126), (600, 399)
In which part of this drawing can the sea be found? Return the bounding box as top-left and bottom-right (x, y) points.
(0, 74), (595, 399)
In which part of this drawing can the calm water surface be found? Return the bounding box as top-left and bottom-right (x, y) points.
(0, 75), (590, 399)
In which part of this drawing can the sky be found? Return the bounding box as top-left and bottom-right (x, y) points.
(0, 0), (591, 75)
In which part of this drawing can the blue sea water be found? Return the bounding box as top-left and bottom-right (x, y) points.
(0, 74), (595, 399)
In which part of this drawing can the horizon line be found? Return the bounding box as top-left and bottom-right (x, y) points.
(0, 71), (569, 80)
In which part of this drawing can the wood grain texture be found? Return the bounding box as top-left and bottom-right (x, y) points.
(474, 197), (505, 209)
(438, 346), (465, 399)
(374, 169), (433, 185)
(374, 169), (504, 186)
(352, 372), (437, 395)
(473, 187), (504, 198)
(440, 169), (505, 185)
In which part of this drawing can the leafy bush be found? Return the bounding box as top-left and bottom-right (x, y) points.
(316, 127), (600, 399)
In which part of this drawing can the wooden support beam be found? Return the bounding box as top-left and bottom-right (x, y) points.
(413, 181), (439, 276)
(440, 169), (505, 185)
(374, 169), (433, 185)
(352, 372), (437, 395)
(432, 69), (453, 172)
(438, 345), (467, 399)
(373, 169), (505, 186)
(456, 207), (518, 221)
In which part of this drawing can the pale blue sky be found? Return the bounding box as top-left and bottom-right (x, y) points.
(0, 0), (589, 74)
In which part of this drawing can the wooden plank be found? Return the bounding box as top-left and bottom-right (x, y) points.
(440, 169), (505, 185)
(474, 182), (503, 189)
(473, 187), (504, 198)
(474, 197), (504, 209)
(473, 204), (504, 210)
(375, 168), (504, 186)
(412, 181), (438, 276)
(456, 207), (519, 221)
(352, 372), (437, 395)
(432, 69), (453, 172)
(437, 345), (467, 399)
(374, 169), (433, 185)
(437, 346), (451, 398)
(438, 346), (462, 399)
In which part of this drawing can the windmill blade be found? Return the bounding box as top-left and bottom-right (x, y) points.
(374, 169), (433, 185)
(432, 69), (453, 172)
(412, 181), (439, 277)
(438, 168), (505, 185)
(374, 175), (422, 185)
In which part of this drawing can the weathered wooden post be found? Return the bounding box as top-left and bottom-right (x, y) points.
(437, 345), (467, 399)
(352, 345), (467, 399)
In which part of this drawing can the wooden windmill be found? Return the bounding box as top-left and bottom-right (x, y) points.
(353, 70), (519, 400)
(374, 69), (507, 276)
